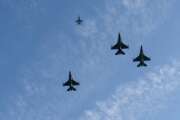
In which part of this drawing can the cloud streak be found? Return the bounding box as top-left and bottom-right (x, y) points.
(103, 0), (175, 40)
(80, 61), (180, 120)
(76, 0), (175, 45)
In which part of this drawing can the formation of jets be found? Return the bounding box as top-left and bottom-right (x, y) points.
(63, 16), (151, 92)
(111, 33), (151, 67)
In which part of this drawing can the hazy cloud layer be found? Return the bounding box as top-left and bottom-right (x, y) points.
(103, 0), (175, 41)
(76, 0), (175, 46)
(80, 61), (180, 120)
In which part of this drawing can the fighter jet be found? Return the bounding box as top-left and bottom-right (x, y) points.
(111, 33), (129, 55)
(76, 16), (83, 25)
(133, 45), (151, 67)
(63, 71), (80, 91)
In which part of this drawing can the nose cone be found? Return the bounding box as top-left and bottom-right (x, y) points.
(78, 16), (81, 21)
(140, 45), (143, 51)
(118, 33), (121, 42)
(118, 32), (121, 36)
(69, 71), (72, 77)
(118, 33), (121, 38)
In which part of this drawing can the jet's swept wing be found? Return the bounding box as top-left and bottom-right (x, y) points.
(111, 43), (119, 50)
(63, 80), (70, 86)
(71, 79), (80, 86)
(121, 42), (129, 49)
(63, 79), (79, 86)
(133, 55), (141, 62)
(133, 54), (151, 61)
(143, 55), (151, 61)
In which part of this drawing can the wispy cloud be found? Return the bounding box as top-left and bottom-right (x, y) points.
(80, 61), (180, 120)
(76, 0), (175, 45)
(105, 0), (175, 37)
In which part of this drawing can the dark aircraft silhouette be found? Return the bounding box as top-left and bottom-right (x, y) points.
(111, 33), (129, 55)
(133, 45), (151, 67)
(63, 71), (80, 91)
(76, 16), (83, 25)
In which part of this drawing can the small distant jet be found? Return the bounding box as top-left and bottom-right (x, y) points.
(76, 16), (83, 25)
(111, 33), (129, 55)
(63, 71), (80, 91)
(133, 45), (151, 67)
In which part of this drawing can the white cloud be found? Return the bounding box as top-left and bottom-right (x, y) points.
(80, 61), (180, 120)
(76, 0), (175, 45)
(122, 0), (146, 10)
(104, 0), (175, 36)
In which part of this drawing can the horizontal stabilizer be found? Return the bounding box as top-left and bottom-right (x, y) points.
(137, 62), (147, 67)
(67, 87), (76, 91)
(115, 49), (125, 55)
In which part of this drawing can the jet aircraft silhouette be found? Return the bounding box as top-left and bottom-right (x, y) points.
(111, 33), (129, 55)
(133, 45), (151, 67)
(63, 71), (80, 91)
(76, 16), (83, 25)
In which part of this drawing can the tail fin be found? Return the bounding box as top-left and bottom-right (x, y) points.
(137, 62), (147, 67)
(115, 49), (125, 55)
(67, 86), (76, 91)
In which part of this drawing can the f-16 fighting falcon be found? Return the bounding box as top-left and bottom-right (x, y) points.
(133, 45), (151, 67)
(63, 71), (80, 91)
(111, 33), (129, 55)
(76, 16), (83, 25)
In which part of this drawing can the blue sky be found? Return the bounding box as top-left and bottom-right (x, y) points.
(0, 0), (180, 120)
